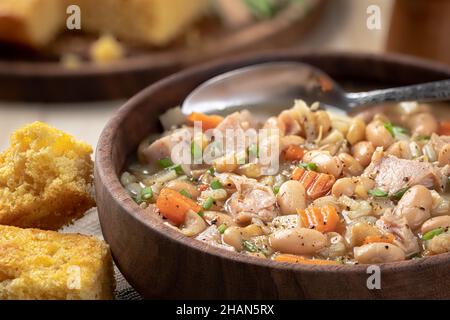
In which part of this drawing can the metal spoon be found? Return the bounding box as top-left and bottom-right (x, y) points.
(182, 62), (450, 115)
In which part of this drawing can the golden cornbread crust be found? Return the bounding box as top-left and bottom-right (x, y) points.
(0, 122), (95, 230)
(0, 225), (115, 300)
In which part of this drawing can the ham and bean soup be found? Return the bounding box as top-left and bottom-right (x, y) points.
(121, 100), (450, 265)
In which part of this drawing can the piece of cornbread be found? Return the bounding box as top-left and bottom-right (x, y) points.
(0, 0), (63, 47)
(68, 0), (210, 46)
(0, 225), (115, 300)
(0, 122), (95, 230)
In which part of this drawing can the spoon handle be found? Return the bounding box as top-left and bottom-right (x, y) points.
(346, 80), (450, 108)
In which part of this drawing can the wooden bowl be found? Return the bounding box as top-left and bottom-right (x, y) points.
(95, 51), (450, 299)
(0, 1), (325, 103)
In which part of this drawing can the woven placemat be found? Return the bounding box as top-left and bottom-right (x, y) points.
(62, 210), (142, 300)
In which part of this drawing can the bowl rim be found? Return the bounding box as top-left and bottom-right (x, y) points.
(96, 50), (450, 275)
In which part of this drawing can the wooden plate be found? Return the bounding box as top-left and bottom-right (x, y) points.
(95, 51), (450, 299)
(0, 0), (325, 103)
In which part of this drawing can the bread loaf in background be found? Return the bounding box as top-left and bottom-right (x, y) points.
(0, 0), (210, 48)
(0, 225), (115, 300)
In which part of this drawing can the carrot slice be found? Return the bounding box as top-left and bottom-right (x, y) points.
(291, 167), (305, 181)
(363, 234), (395, 245)
(308, 173), (335, 199)
(298, 205), (339, 233)
(284, 145), (304, 162)
(439, 121), (450, 136)
(274, 254), (339, 265)
(156, 188), (201, 225)
(187, 112), (224, 131)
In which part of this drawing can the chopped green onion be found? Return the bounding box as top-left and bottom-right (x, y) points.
(422, 228), (445, 241)
(158, 158), (173, 168)
(368, 188), (389, 197)
(248, 143), (259, 158)
(415, 135), (431, 141)
(141, 187), (153, 201)
(210, 180), (223, 190)
(179, 189), (192, 199)
(242, 240), (259, 253)
(191, 141), (202, 161)
(203, 197), (214, 210)
(133, 194), (143, 204)
(217, 224), (228, 234)
(273, 185), (280, 194)
(384, 122), (408, 138)
(244, 0), (275, 19)
(392, 187), (409, 200)
(208, 167), (216, 175)
(299, 162), (318, 171)
(168, 164), (183, 175)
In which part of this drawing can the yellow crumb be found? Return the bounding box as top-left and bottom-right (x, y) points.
(90, 34), (124, 65)
(0, 225), (115, 300)
(0, 122), (95, 230)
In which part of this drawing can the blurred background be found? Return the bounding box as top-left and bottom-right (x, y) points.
(0, 0), (449, 150)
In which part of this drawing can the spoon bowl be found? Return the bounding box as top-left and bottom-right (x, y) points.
(182, 61), (450, 114)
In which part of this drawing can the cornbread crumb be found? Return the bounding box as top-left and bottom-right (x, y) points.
(0, 122), (95, 230)
(61, 53), (82, 69)
(90, 34), (124, 65)
(0, 225), (115, 300)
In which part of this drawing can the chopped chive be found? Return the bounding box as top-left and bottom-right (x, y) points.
(141, 187), (153, 201)
(244, 0), (275, 19)
(422, 228), (445, 241)
(133, 194), (143, 204)
(191, 141), (202, 160)
(248, 143), (259, 158)
(415, 135), (431, 141)
(368, 188), (389, 197)
(242, 240), (259, 253)
(299, 162), (318, 171)
(179, 189), (192, 199)
(158, 158), (173, 168)
(392, 187), (409, 200)
(203, 197), (214, 210)
(210, 180), (223, 190)
(384, 122), (408, 138)
(273, 185), (280, 194)
(217, 224), (228, 234)
(168, 164), (183, 175)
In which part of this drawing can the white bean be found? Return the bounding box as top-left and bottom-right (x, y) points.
(277, 180), (306, 215)
(427, 233), (450, 254)
(269, 228), (327, 255)
(304, 151), (343, 178)
(351, 141), (375, 167)
(395, 185), (432, 229)
(223, 224), (264, 251)
(366, 120), (394, 149)
(346, 117), (366, 145)
(354, 243), (405, 264)
(180, 210), (207, 237)
(421, 216), (450, 234)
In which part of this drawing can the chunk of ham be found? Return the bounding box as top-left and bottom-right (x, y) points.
(195, 226), (235, 251)
(364, 155), (450, 193)
(143, 127), (193, 174)
(216, 173), (278, 222)
(376, 210), (420, 257)
(214, 110), (257, 133)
